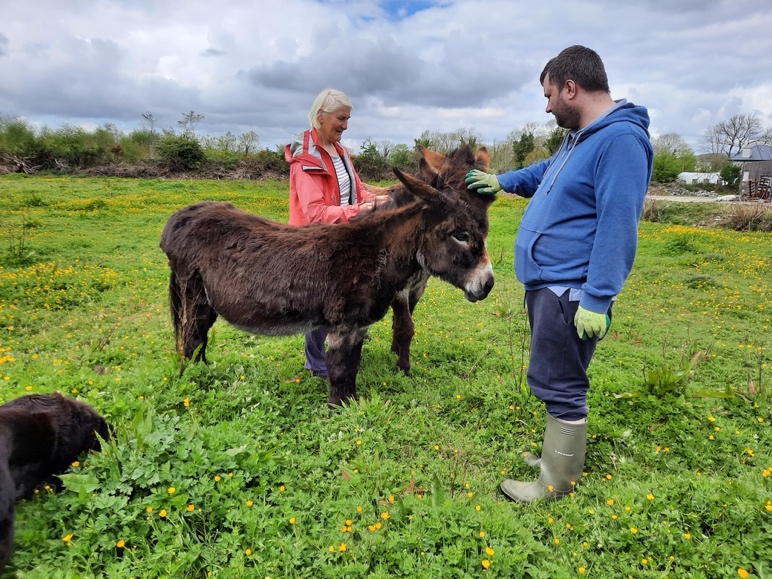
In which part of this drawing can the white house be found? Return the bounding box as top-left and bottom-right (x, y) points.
(677, 172), (722, 185)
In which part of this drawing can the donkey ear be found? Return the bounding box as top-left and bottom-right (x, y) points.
(418, 146), (447, 175)
(393, 167), (441, 203)
(475, 146), (491, 171)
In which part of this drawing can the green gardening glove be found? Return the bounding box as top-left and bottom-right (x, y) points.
(465, 170), (502, 194)
(574, 306), (611, 340)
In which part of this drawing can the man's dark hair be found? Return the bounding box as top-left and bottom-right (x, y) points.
(540, 45), (610, 94)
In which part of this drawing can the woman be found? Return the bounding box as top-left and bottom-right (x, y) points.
(284, 88), (382, 378)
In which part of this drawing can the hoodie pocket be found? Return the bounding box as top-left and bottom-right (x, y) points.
(514, 226), (543, 284)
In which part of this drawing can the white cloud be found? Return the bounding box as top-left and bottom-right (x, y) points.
(0, 0), (770, 155)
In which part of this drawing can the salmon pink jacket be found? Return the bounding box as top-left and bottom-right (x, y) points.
(285, 129), (374, 226)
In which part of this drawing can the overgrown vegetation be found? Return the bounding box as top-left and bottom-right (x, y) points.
(7, 113), (757, 187)
(0, 176), (769, 578)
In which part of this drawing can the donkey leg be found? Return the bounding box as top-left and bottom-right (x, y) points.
(390, 294), (414, 375)
(326, 330), (366, 407)
(194, 307), (219, 363)
(181, 274), (215, 361)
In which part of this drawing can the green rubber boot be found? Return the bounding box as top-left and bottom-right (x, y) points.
(500, 414), (587, 503)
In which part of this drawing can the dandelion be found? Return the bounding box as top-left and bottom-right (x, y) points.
(646, 493), (654, 500)
(468, 492), (474, 498)
(289, 517), (296, 524)
(338, 543), (347, 552)
(758, 417), (764, 423)
(116, 539), (125, 548)
(475, 504), (481, 511)
(388, 495), (395, 503)
(168, 487), (176, 494)
(486, 546), (494, 556)
(245, 548), (252, 556)
(578, 567), (586, 574)
(62, 534), (73, 546)
(480, 531), (486, 538)
(481, 559), (491, 569)
(356, 439), (362, 445)
(187, 504), (195, 512)
(159, 509), (167, 518)
(738, 570), (749, 579)
(641, 558), (648, 565)
(357, 505), (363, 512)
(71, 461), (79, 467)
(279, 485), (285, 492)
(684, 533), (691, 540)
(381, 512), (390, 520)
(246, 500), (253, 507)
(183, 398), (190, 407)
(554, 538), (560, 545)
(146, 506), (153, 513)
(606, 499), (614, 506)
(214, 475), (221, 482)
(630, 527), (638, 534)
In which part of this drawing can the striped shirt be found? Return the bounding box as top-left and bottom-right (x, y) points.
(331, 155), (352, 206)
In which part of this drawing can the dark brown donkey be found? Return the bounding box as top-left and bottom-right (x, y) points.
(160, 153), (495, 406)
(364, 145), (493, 375)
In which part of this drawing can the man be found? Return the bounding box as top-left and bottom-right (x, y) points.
(466, 45), (653, 503)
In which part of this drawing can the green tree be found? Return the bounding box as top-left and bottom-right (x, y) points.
(156, 134), (206, 170)
(545, 127), (567, 155)
(652, 152), (683, 182)
(719, 163), (742, 187)
(513, 131), (535, 169)
(388, 143), (416, 173)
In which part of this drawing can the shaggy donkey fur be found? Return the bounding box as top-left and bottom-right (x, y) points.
(161, 151), (495, 406)
(0, 393), (109, 573)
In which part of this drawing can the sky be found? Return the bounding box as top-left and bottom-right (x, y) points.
(1, 0), (771, 155)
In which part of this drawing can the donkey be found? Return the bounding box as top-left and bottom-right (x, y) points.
(363, 145), (492, 375)
(0, 393), (109, 573)
(160, 156), (495, 406)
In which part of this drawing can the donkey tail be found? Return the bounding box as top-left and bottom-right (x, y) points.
(168, 270), (184, 353)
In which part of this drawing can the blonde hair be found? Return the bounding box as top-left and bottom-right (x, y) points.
(308, 88), (353, 129)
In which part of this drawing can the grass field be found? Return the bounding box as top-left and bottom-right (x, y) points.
(1, 174), (770, 578)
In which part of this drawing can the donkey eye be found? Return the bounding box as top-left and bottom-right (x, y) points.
(453, 232), (470, 243)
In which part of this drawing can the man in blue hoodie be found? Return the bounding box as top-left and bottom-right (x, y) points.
(466, 45), (653, 503)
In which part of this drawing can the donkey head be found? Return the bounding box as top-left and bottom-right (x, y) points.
(393, 167), (494, 303)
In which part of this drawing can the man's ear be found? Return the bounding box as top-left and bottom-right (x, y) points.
(564, 79), (578, 98)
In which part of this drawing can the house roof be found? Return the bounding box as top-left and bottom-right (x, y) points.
(730, 144), (772, 161)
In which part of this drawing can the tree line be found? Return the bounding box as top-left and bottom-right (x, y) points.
(1, 110), (769, 185)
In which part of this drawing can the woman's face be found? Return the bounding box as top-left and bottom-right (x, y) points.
(317, 106), (351, 145)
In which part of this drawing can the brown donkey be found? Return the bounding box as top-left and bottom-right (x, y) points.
(160, 151), (495, 406)
(363, 145), (493, 375)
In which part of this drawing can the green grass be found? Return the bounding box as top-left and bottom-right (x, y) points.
(0, 175), (770, 578)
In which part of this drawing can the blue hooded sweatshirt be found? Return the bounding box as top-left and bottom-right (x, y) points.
(498, 99), (653, 314)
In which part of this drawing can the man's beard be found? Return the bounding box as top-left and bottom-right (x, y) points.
(554, 104), (581, 131)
